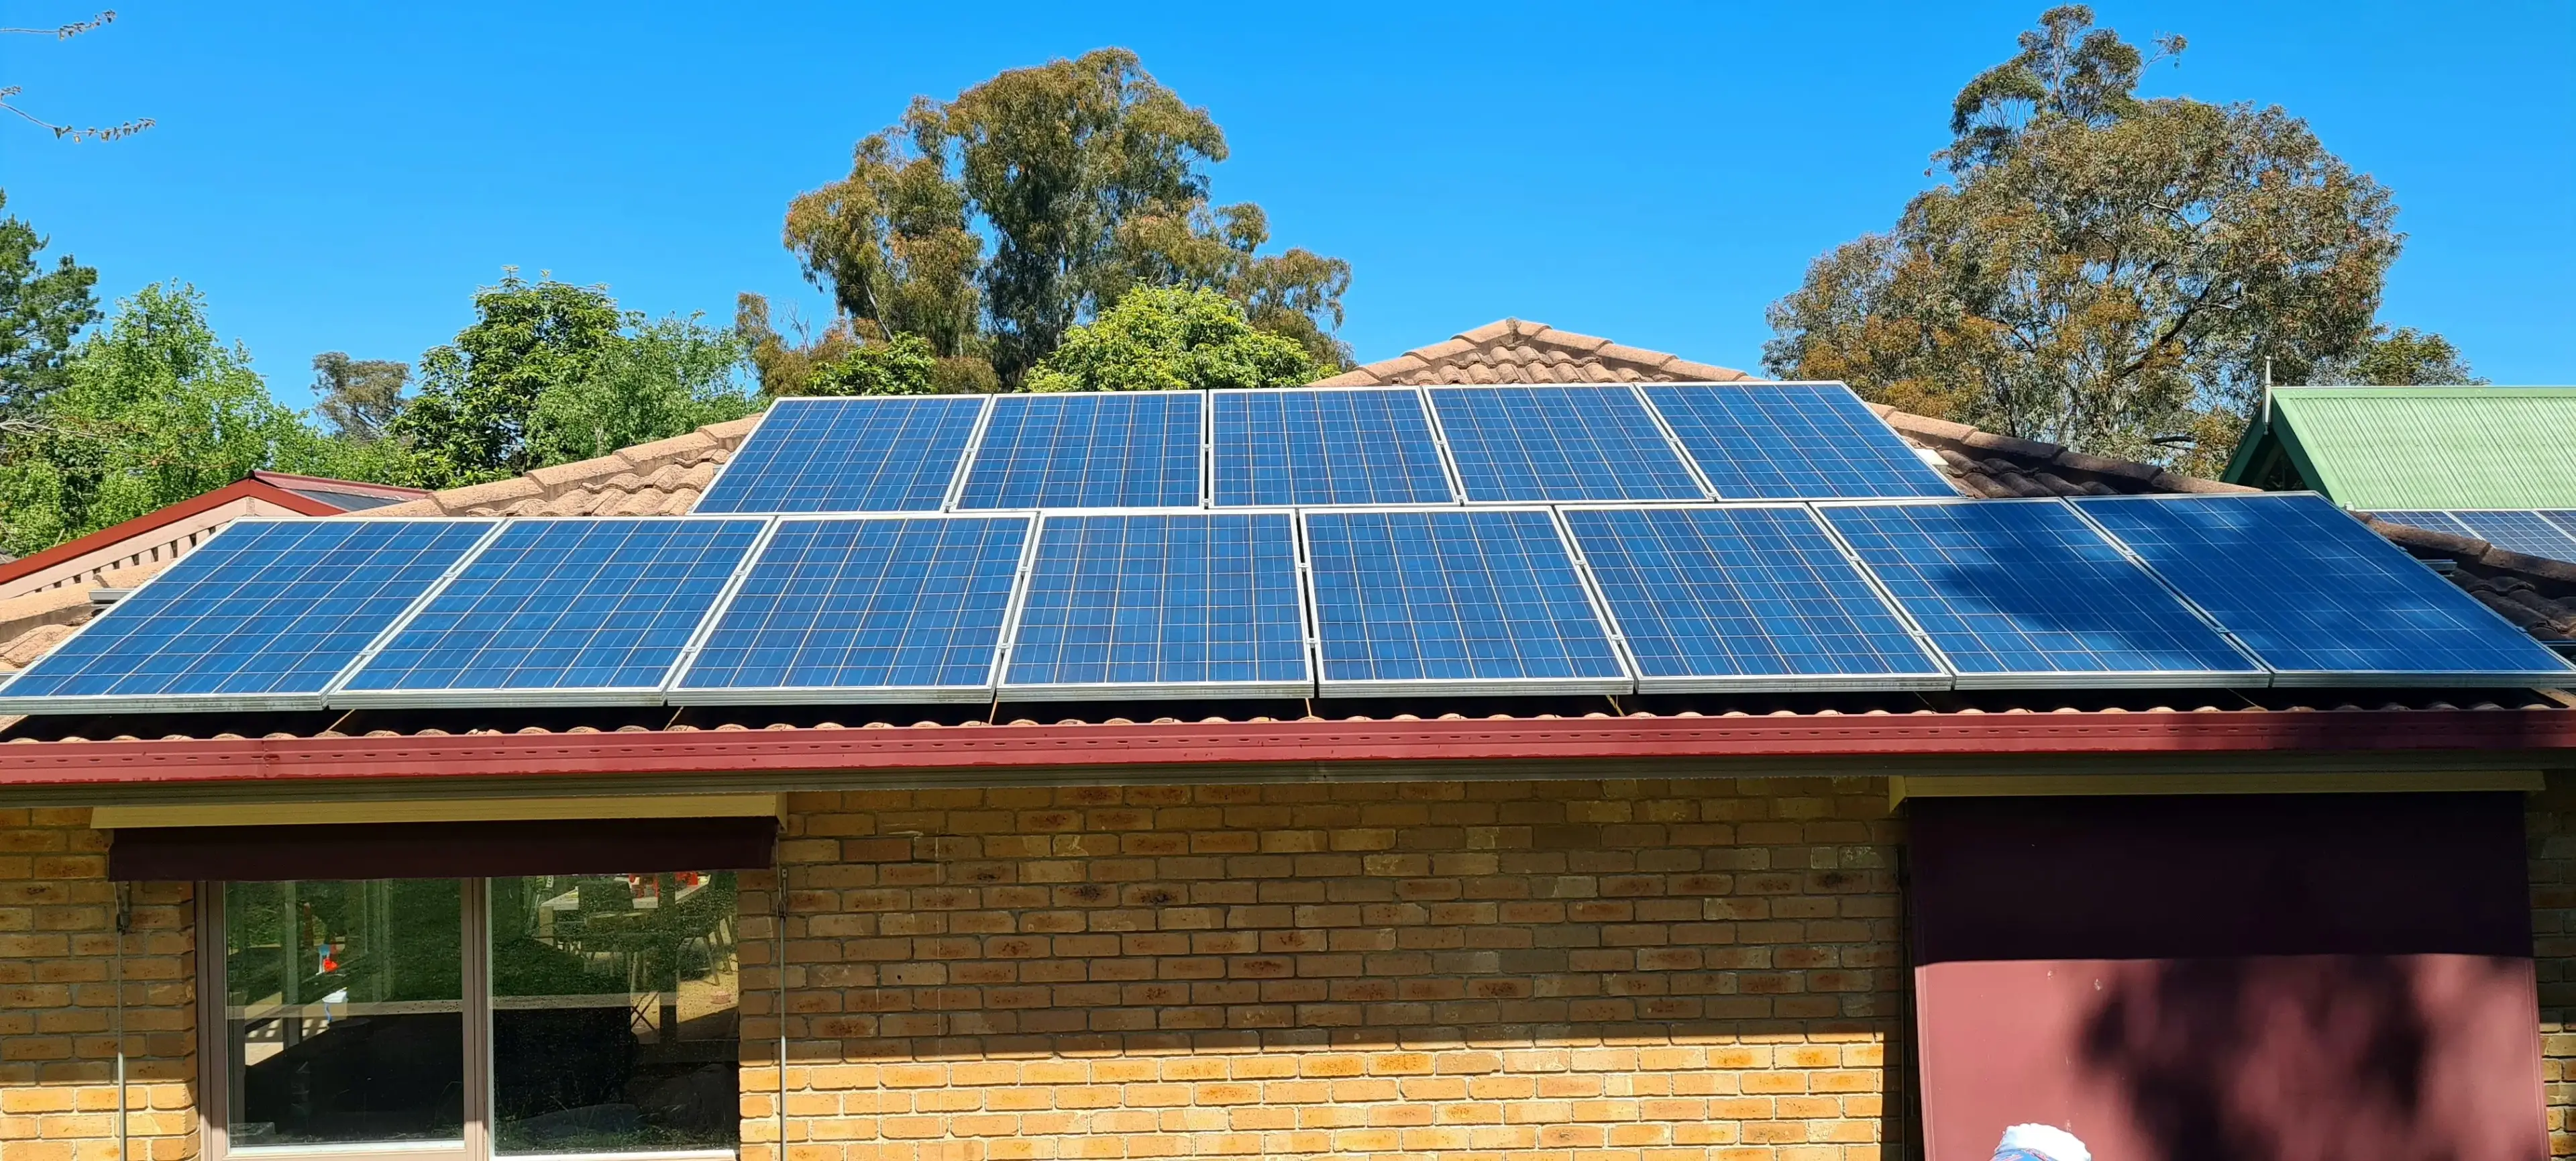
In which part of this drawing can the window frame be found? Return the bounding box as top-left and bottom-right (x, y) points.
(197, 878), (740, 1161)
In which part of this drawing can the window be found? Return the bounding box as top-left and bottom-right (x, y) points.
(209, 874), (740, 1161)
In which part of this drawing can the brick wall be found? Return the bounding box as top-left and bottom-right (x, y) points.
(0, 809), (195, 1161)
(746, 778), (1907, 1161)
(2530, 773), (2576, 1157)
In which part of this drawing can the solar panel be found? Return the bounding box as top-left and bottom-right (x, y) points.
(0, 519), (497, 713)
(1001, 512), (1309, 699)
(1210, 388), (1454, 505)
(669, 515), (1029, 703)
(1560, 505), (1946, 691)
(2364, 510), (2472, 534)
(1426, 386), (1705, 502)
(2447, 510), (2576, 562)
(1304, 508), (1629, 696)
(1641, 383), (1955, 499)
(335, 517), (769, 705)
(956, 392), (1203, 509)
(1819, 500), (2261, 687)
(696, 396), (987, 513)
(2076, 494), (2576, 685)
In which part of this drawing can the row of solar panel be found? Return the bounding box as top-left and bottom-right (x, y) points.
(3, 493), (2564, 715)
(692, 383), (1959, 513)
(2369, 509), (2576, 563)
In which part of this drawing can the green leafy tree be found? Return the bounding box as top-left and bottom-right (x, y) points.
(1024, 286), (1320, 393)
(798, 333), (939, 397)
(786, 48), (1351, 385)
(388, 272), (622, 487)
(0, 189), (101, 421)
(2312, 326), (2483, 385)
(1764, 6), (2463, 473)
(0, 283), (309, 554)
(310, 352), (409, 442)
(526, 314), (757, 463)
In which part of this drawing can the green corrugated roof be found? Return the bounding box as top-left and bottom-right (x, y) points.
(2239, 387), (2576, 510)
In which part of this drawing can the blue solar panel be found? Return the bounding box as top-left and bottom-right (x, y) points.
(1002, 513), (1308, 697)
(2076, 494), (2576, 684)
(1561, 506), (1945, 691)
(2448, 510), (2576, 562)
(2365, 510), (2473, 534)
(671, 516), (1028, 701)
(1211, 388), (1454, 505)
(957, 392), (1203, 509)
(0, 519), (496, 712)
(337, 518), (768, 703)
(1426, 386), (1704, 502)
(2548, 511), (2576, 541)
(696, 396), (986, 513)
(1305, 508), (1628, 695)
(1820, 501), (2259, 685)
(1641, 383), (1955, 499)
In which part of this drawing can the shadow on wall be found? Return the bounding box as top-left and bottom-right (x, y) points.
(2078, 954), (2544, 1161)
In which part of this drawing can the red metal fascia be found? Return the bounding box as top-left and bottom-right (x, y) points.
(3, 709), (2573, 791)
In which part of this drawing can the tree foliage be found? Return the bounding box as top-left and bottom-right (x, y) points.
(1764, 5), (2461, 473)
(0, 283), (318, 555)
(1024, 286), (1321, 393)
(2313, 326), (2483, 386)
(2, 10), (154, 143)
(0, 189), (101, 421)
(786, 48), (1351, 386)
(310, 351), (408, 442)
(386, 272), (624, 487)
(525, 314), (756, 464)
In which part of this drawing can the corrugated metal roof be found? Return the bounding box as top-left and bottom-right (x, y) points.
(2267, 387), (2576, 509)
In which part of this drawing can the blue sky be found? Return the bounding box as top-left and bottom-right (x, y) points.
(7, 1), (2571, 409)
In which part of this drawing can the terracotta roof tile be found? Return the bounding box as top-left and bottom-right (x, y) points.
(1321, 319), (1752, 387)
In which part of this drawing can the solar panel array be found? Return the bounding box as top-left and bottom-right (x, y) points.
(694, 383), (1958, 513)
(2370, 509), (2576, 562)
(4, 376), (2567, 715)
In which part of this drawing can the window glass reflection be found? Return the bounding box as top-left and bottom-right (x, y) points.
(489, 872), (741, 1155)
(223, 880), (464, 1148)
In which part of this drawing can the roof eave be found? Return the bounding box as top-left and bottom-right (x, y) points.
(4, 708), (2571, 803)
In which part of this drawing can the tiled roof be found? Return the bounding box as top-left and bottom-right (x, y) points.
(3, 331), (2570, 693)
(1315, 319), (1752, 386)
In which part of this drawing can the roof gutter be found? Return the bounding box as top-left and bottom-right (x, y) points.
(3, 709), (2571, 803)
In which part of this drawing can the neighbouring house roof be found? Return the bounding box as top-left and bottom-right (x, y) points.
(0, 471), (429, 604)
(2222, 387), (2576, 510)
(3, 329), (2571, 750)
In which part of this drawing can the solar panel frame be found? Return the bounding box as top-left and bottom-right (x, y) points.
(995, 507), (1314, 701)
(1301, 504), (1634, 698)
(953, 391), (1209, 509)
(1421, 385), (1710, 503)
(1640, 381), (1957, 499)
(1207, 385), (1461, 507)
(1557, 503), (1951, 693)
(0, 517), (505, 715)
(2071, 492), (2576, 687)
(664, 512), (1036, 705)
(328, 515), (778, 709)
(692, 395), (995, 515)
(1815, 497), (2269, 689)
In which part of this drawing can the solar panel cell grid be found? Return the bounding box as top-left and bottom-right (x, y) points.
(338, 518), (767, 701)
(957, 393), (1204, 509)
(1561, 506), (1943, 689)
(1004, 513), (1308, 696)
(2076, 494), (2575, 683)
(1820, 501), (2259, 684)
(1304, 508), (1627, 693)
(673, 516), (1027, 700)
(1428, 387), (1704, 502)
(694, 396), (987, 513)
(0, 519), (496, 711)
(1211, 389), (1454, 505)
(1642, 383), (1955, 499)
(2447, 511), (2576, 562)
